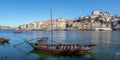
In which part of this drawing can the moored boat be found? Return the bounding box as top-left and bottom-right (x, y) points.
(13, 28), (22, 33)
(0, 37), (9, 43)
(26, 37), (96, 55)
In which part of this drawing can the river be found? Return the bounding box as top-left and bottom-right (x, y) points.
(0, 30), (120, 60)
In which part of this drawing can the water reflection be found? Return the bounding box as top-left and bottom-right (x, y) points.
(91, 31), (112, 44)
(0, 42), (10, 46)
(53, 31), (66, 43)
(28, 49), (96, 60)
(90, 31), (120, 60)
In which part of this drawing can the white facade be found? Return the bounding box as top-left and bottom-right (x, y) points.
(116, 14), (120, 18)
(92, 10), (101, 16)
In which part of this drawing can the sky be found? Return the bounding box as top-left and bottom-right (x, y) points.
(0, 0), (120, 27)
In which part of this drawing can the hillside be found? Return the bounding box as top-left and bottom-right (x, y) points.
(0, 25), (11, 29)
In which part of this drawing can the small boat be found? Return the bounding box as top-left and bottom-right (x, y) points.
(0, 37), (9, 43)
(13, 28), (22, 33)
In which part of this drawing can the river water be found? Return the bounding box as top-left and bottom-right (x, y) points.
(0, 30), (120, 60)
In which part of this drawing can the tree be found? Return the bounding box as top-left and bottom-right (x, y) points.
(95, 17), (99, 22)
(76, 17), (83, 22)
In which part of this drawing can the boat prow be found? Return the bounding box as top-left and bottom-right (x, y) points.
(0, 37), (9, 44)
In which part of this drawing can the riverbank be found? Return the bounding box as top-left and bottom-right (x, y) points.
(28, 28), (120, 31)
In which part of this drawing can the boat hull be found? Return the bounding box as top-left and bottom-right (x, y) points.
(32, 44), (95, 55)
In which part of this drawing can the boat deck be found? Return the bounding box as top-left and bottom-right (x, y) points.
(32, 43), (95, 53)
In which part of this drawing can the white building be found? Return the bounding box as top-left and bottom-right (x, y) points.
(92, 10), (101, 16)
(116, 14), (120, 18)
(56, 18), (66, 30)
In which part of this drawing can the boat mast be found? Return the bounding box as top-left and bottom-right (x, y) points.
(50, 8), (53, 45)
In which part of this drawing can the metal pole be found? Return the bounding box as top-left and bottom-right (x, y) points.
(50, 8), (53, 45)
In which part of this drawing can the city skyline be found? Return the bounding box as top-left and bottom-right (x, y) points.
(0, 0), (120, 27)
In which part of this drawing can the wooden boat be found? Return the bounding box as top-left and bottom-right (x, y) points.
(0, 37), (9, 43)
(26, 37), (96, 55)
